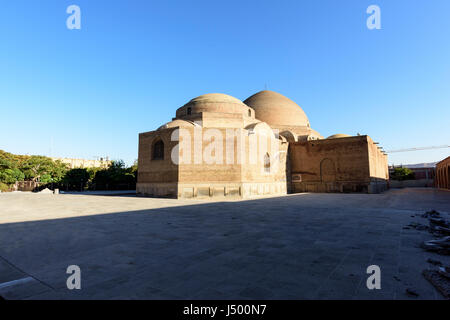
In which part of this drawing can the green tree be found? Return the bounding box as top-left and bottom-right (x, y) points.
(39, 174), (53, 184)
(91, 160), (136, 189)
(20, 156), (55, 181)
(0, 150), (26, 185)
(129, 159), (138, 176)
(391, 167), (415, 181)
(0, 182), (9, 192)
(0, 150), (29, 168)
(0, 150), (137, 191)
(0, 168), (25, 184)
(62, 168), (91, 188)
(0, 158), (14, 170)
(51, 160), (69, 183)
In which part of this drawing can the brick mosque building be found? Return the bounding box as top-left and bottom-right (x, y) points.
(137, 90), (389, 198)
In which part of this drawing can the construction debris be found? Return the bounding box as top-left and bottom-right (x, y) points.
(419, 210), (450, 299)
(417, 210), (450, 255)
(427, 258), (443, 266)
(421, 236), (450, 255)
(422, 210), (441, 218)
(429, 217), (450, 228)
(405, 288), (419, 297)
(438, 266), (450, 279)
(423, 269), (450, 299)
(406, 222), (428, 231)
(430, 225), (450, 236)
(38, 188), (53, 194)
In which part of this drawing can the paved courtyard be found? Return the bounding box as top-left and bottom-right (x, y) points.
(0, 188), (449, 300)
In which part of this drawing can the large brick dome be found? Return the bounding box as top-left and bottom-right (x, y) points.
(244, 90), (310, 128)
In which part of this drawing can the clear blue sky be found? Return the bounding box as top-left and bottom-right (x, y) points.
(1, 0), (449, 166)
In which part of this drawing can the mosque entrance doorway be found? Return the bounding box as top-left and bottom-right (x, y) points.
(320, 158), (336, 183)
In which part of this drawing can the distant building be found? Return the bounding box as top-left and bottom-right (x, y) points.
(51, 157), (111, 169)
(410, 167), (435, 180)
(436, 156), (450, 190)
(389, 164), (436, 180)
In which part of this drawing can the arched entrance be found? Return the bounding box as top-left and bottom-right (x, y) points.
(320, 158), (336, 182)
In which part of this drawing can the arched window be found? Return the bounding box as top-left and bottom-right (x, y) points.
(447, 166), (450, 189)
(264, 153), (270, 173)
(187, 107), (192, 115)
(152, 139), (164, 160)
(248, 109), (252, 117)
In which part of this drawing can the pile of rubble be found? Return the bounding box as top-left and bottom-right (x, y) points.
(403, 222), (428, 231)
(421, 210), (450, 255)
(423, 267), (450, 299)
(418, 210), (450, 299)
